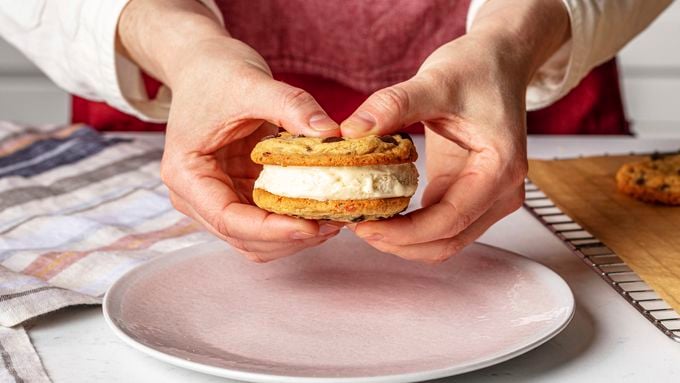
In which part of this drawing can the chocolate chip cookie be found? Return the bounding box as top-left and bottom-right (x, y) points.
(616, 152), (680, 205)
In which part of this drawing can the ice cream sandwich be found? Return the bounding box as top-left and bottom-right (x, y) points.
(250, 132), (418, 222)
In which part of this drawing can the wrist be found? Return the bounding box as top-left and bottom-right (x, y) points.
(467, 0), (570, 84)
(117, 0), (228, 86)
(169, 36), (273, 90)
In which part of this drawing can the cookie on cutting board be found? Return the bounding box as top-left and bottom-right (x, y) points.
(615, 152), (680, 205)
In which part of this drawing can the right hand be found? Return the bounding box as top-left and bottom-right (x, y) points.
(159, 38), (344, 262)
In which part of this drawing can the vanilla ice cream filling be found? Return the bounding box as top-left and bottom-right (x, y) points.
(254, 163), (419, 201)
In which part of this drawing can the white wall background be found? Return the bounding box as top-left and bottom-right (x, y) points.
(0, 35), (69, 124)
(0, 2), (679, 136)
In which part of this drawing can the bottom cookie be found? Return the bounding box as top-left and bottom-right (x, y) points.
(252, 188), (410, 222)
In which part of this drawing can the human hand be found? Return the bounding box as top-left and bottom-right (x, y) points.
(340, 0), (570, 262)
(340, 36), (526, 262)
(118, 1), (343, 262)
(162, 39), (346, 262)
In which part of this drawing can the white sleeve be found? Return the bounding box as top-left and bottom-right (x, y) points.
(0, 0), (224, 123)
(467, 0), (673, 111)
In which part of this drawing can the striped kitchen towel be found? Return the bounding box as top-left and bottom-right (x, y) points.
(0, 121), (213, 382)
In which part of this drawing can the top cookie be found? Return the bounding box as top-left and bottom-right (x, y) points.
(615, 152), (680, 205)
(251, 132), (418, 166)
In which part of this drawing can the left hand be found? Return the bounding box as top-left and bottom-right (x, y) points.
(341, 34), (531, 263)
(341, 0), (571, 263)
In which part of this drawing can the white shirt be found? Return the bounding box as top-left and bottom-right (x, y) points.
(0, 0), (673, 122)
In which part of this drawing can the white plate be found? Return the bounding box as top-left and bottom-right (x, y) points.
(104, 230), (574, 383)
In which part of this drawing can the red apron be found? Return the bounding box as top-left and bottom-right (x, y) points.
(73, 0), (628, 135)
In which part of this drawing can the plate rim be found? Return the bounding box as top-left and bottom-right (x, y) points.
(103, 241), (575, 383)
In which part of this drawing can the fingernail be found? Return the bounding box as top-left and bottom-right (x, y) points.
(362, 233), (383, 241)
(291, 231), (315, 239)
(319, 223), (341, 236)
(345, 110), (375, 132)
(309, 113), (339, 131)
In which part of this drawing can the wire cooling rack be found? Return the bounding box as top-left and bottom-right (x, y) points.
(524, 179), (680, 342)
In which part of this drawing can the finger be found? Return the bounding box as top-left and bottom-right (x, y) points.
(365, 210), (496, 264)
(421, 129), (470, 207)
(252, 81), (340, 137)
(363, 189), (523, 263)
(163, 167), (324, 241)
(171, 188), (343, 243)
(341, 77), (436, 137)
(172, 190), (340, 262)
(236, 241), (331, 263)
(226, 234), (337, 263)
(421, 174), (454, 209)
(226, 232), (340, 253)
(170, 190), (239, 244)
(424, 127), (468, 181)
(354, 157), (504, 246)
(224, 224), (342, 253)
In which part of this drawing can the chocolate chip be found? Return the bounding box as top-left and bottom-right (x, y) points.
(294, 134), (306, 138)
(396, 132), (413, 141)
(651, 152), (664, 161)
(259, 133), (280, 141)
(262, 151), (271, 157)
(304, 145), (312, 152)
(351, 215), (365, 222)
(660, 184), (670, 191)
(321, 136), (344, 143)
(635, 177), (646, 186)
(379, 135), (398, 145)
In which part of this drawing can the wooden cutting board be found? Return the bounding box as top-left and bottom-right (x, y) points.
(528, 154), (680, 313)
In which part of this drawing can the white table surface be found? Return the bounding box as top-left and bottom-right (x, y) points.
(28, 134), (680, 383)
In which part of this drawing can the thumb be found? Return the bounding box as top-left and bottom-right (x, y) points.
(341, 78), (432, 138)
(255, 80), (340, 137)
